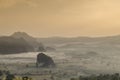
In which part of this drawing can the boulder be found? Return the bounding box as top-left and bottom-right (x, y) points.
(36, 53), (55, 67)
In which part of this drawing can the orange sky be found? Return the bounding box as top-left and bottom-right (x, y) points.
(0, 0), (120, 37)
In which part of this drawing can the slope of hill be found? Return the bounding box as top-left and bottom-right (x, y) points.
(0, 36), (34, 54)
(0, 32), (47, 54)
(11, 32), (46, 51)
(12, 32), (41, 48)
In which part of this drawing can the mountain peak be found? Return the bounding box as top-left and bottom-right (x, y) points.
(11, 32), (44, 49)
(11, 32), (32, 39)
(11, 31), (36, 45)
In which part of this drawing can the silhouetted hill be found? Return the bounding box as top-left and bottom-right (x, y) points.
(0, 36), (34, 54)
(11, 32), (46, 51)
(0, 32), (48, 54)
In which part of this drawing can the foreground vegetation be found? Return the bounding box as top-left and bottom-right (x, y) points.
(71, 73), (120, 80)
(0, 69), (120, 80)
(0, 70), (32, 80)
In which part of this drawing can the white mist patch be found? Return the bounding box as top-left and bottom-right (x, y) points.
(0, 41), (120, 75)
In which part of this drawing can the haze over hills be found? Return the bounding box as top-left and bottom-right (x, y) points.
(0, 32), (120, 80)
(0, 36), (34, 54)
(11, 32), (45, 50)
(37, 35), (120, 47)
(0, 31), (120, 54)
(0, 32), (46, 54)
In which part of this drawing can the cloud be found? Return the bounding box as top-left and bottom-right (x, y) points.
(0, 0), (38, 8)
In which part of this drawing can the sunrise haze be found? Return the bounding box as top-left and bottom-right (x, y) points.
(0, 0), (120, 37)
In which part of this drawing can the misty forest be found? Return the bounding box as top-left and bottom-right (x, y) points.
(0, 32), (119, 80)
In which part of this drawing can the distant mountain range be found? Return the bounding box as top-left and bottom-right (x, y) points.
(0, 32), (120, 54)
(37, 35), (120, 46)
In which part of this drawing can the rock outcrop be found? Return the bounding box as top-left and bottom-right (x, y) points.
(36, 53), (55, 68)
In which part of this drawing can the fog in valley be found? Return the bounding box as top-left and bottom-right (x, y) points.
(1, 0), (120, 80)
(0, 32), (119, 80)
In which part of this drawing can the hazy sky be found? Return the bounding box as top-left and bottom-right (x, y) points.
(1, 0), (120, 37)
